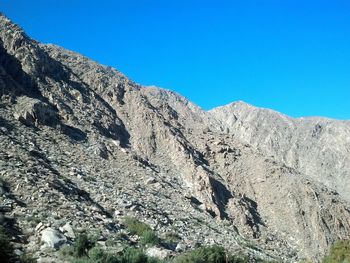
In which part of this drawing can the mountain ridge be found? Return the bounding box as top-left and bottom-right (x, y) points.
(210, 100), (350, 121)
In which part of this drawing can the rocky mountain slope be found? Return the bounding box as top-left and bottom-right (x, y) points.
(0, 13), (350, 262)
(209, 102), (350, 202)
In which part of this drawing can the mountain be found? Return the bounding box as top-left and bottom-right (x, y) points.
(209, 102), (350, 202)
(0, 13), (349, 262)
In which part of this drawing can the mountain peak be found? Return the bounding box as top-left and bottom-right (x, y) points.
(209, 100), (254, 112)
(0, 13), (28, 42)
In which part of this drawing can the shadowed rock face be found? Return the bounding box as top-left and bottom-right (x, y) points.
(1, 13), (350, 262)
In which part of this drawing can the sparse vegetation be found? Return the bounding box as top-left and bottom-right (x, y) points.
(164, 232), (181, 243)
(88, 247), (119, 263)
(60, 244), (75, 258)
(19, 254), (37, 263)
(64, 245), (165, 263)
(140, 230), (160, 246)
(123, 217), (152, 236)
(59, 228), (165, 263)
(74, 233), (96, 258)
(58, 228), (279, 263)
(322, 240), (350, 263)
(123, 217), (160, 247)
(70, 259), (92, 263)
(121, 247), (148, 263)
(57, 223), (293, 263)
(173, 245), (248, 263)
(87, 247), (106, 260)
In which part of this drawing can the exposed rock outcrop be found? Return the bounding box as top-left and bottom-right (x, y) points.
(209, 101), (350, 202)
(14, 96), (58, 127)
(40, 228), (67, 249)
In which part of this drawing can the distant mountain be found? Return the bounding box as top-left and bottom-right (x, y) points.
(0, 13), (349, 262)
(209, 101), (350, 202)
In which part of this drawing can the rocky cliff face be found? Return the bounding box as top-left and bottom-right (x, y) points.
(209, 102), (350, 202)
(0, 13), (349, 262)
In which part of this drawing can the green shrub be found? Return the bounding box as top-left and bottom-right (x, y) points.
(123, 217), (160, 247)
(227, 254), (249, 263)
(60, 244), (75, 258)
(147, 257), (166, 263)
(0, 225), (16, 263)
(174, 245), (226, 263)
(164, 232), (181, 243)
(140, 230), (160, 246)
(173, 245), (249, 263)
(19, 254), (37, 263)
(74, 233), (95, 258)
(70, 258), (91, 263)
(121, 248), (148, 263)
(87, 247), (119, 263)
(323, 240), (350, 263)
(102, 253), (121, 263)
(85, 246), (166, 263)
(123, 217), (152, 236)
(88, 247), (105, 261)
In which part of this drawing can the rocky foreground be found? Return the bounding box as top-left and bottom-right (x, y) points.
(0, 13), (350, 262)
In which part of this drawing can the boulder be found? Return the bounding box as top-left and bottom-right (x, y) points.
(14, 96), (58, 127)
(175, 243), (186, 252)
(146, 247), (171, 260)
(60, 222), (75, 239)
(40, 227), (66, 249)
(145, 177), (157, 185)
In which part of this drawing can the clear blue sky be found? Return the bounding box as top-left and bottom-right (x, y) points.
(2, 0), (350, 119)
